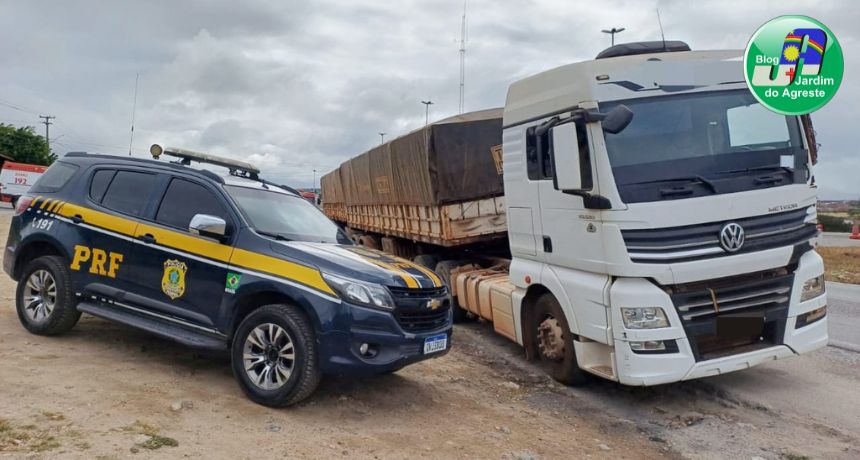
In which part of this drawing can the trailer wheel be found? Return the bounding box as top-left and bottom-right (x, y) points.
(532, 293), (589, 385)
(435, 260), (472, 323)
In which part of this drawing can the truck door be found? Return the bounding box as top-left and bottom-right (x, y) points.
(537, 121), (607, 271)
(124, 176), (236, 328)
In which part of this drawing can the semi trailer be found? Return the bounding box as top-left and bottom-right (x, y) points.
(321, 41), (828, 386)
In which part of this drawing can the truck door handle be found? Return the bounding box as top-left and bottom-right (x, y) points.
(138, 234), (156, 244)
(71, 215), (84, 224)
(543, 236), (553, 253)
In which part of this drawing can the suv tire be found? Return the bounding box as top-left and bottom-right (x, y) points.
(16, 255), (81, 335)
(231, 304), (321, 407)
(533, 293), (590, 385)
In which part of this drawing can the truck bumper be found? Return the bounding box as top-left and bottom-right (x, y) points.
(610, 251), (829, 386)
(317, 302), (453, 376)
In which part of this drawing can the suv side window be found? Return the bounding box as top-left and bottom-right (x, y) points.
(29, 162), (79, 193)
(89, 169), (116, 202)
(101, 171), (157, 217)
(155, 178), (230, 230)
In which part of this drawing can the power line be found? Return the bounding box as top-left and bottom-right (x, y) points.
(129, 73), (139, 157)
(0, 98), (41, 115)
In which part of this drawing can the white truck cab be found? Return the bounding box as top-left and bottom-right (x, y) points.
(501, 41), (827, 384)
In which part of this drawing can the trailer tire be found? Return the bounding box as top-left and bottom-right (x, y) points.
(532, 293), (589, 385)
(435, 260), (472, 323)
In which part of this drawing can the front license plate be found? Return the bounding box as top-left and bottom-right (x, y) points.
(423, 334), (448, 354)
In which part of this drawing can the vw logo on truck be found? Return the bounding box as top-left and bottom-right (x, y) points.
(720, 223), (746, 252)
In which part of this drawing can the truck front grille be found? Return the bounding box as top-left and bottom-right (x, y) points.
(665, 268), (794, 361)
(622, 207), (817, 263)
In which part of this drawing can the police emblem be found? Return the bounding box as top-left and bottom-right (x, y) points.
(161, 259), (188, 300)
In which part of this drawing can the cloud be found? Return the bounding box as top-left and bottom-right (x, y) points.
(0, 0), (857, 197)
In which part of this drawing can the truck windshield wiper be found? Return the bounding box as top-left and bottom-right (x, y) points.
(626, 175), (719, 194)
(257, 230), (293, 242)
(715, 164), (794, 175)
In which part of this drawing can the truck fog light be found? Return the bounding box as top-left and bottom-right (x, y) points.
(800, 275), (825, 302)
(621, 307), (669, 329)
(796, 306), (826, 329)
(629, 339), (678, 354)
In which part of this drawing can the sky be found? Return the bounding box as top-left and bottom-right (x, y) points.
(1, 0), (857, 198)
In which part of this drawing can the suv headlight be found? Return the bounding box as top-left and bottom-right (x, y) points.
(621, 307), (669, 329)
(800, 274), (825, 302)
(323, 273), (395, 310)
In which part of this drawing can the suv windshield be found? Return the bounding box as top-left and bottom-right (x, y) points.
(225, 185), (351, 244)
(601, 90), (807, 203)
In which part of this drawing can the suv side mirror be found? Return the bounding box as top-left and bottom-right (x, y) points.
(190, 214), (227, 240)
(549, 122), (590, 192)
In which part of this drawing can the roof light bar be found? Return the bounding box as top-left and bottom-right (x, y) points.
(150, 144), (261, 176)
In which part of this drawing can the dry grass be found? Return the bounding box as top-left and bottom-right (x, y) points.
(819, 247), (860, 284)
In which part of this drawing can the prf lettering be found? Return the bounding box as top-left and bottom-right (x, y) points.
(70, 245), (124, 278)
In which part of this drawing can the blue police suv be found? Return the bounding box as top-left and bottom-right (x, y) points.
(3, 145), (452, 406)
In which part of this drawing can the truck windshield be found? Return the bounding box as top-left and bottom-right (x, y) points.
(225, 185), (351, 244)
(601, 90), (807, 204)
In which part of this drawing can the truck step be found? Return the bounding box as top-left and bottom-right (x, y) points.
(76, 301), (227, 351)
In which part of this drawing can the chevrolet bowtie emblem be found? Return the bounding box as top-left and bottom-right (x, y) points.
(427, 298), (443, 310)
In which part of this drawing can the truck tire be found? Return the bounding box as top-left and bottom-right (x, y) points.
(435, 260), (472, 323)
(532, 293), (589, 385)
(15, 256), (81, 336)
(412, 254), (439, 271)
(231, 304), (322, 407)
(10, 197), (18, 209)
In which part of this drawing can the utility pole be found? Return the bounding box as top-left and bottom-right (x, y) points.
(39, 115), (55, 153)
(378, 132), (386, 144)
(458, 0), (467, 114)
(601, 27), (626, 46)
(421, 100), (434, 126)
(312, 168), (317, 193)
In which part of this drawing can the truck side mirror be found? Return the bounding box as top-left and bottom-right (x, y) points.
(600, 104), (634, 134)
(549, 123), (590, 192)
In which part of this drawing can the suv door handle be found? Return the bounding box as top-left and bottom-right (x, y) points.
(71, 215), (84, 224)
(138, 233), (157, 244)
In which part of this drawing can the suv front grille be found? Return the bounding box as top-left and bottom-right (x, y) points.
(622, 207), (817, 263)
(394, 309), (450, 333)
(666, 268), (794, 361)
(388, 286), (450, 333)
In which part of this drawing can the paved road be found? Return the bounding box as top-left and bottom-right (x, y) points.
(827, 281), (860, 351)
(819, 232), (860, 247)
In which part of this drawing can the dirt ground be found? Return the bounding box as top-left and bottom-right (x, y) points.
(0, 209), (672, 459)
(818, 247), (860, 284)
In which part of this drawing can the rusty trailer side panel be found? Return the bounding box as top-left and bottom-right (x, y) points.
(323, 196), (507, 247)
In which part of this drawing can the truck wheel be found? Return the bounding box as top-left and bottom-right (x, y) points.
(435, 260), (472, 323)
(11, 197), (18, 209)
(533, 293), (589, 385)
(16, 256), (81, 336)
(231, 304), (321, 407)
(413, 254), (439, 270)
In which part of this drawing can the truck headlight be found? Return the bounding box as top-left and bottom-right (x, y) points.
(323, 273), (395, 310)
(621, 307), (669, 329)
(800, 274), (825, 302)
